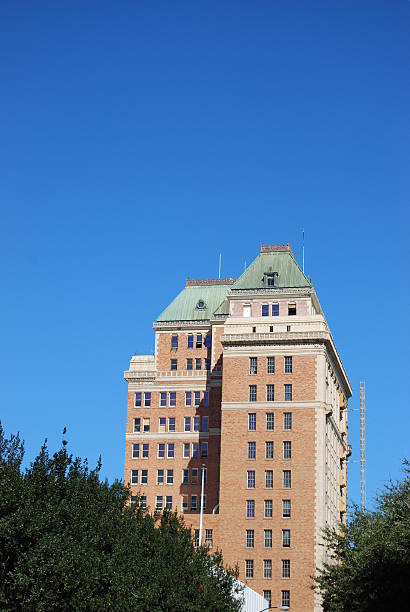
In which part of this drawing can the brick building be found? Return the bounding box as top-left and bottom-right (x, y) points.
(124, 244), (351, 611)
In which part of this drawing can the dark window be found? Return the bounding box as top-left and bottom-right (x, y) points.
(187, 334), (194, 348)
(282, 529), (290, 547)
(282, 559), (291, 578)
(203, 391), (209, 406)
(264, 499), (273, 518)
(249, 385), (257, 402)
(288, 303), (296, 316)
(248, 442), (256, 460)
(160, 392), (167, 407)
(266, 412), (274, 430)
(283, 470), (291, 488)
(169, 392), (176, 407)
(194, 391), (201, 406)
(282, 591), (290, 608)
(262, 304), (269, 316)
(284, 384), (292, 401)
(195, 358), (202, 370)
(134, 392), (142, 407)
(285, 356), (293, 373)
(248, 413), (256, 430)
(267, 356), (275, 373)
(133, 418), (140, 432)
(171, 334), (178, 349)
(284, 412), (292, 430)
(282, 499), (291, 517)
(246, 529), (254, 548)
(186, 358), (193, 370)
(245, 559), (254, 579)
(196, 334), (202, 348)
(266, 384), (275, 402)
(246, 499), (255, 518)
(265, 441), (274, 459)
(205, 358), (211, 370)
(170, 359), (177, 371)
(185, 391), (191, 406)
(144, 392), (151, 407)
(131, 469), (138, 484)
(272, 303), (279, 316)
(132, 443), (139, 458)
(204, 334), (211, 348)
(283, 441), (292, 459)
(250, 357), (257, 374)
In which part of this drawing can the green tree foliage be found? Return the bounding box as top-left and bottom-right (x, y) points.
(314, 461), (410, 611)
(0, 424), (242, 611)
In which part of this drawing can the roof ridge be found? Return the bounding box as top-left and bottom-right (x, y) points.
(186, 278), (237, 286)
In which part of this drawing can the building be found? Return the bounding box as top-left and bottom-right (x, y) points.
(124, 243), (351, 611)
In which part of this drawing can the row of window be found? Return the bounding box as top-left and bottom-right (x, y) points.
(133, 417), (210, 435)
(249, 355), (292, 374)
(193, 528), (213, 547)
(243, 301), (297, 317)
(246, 470), (291, 489)
(248, 412), (292, 430)
(249, 384), (292, 402)
(248, 441), (292, 460)
(135, 391), (209, 408)
(131, 441), (209, 461)
(171, 334), (211, 349)
(245, 555), (291, 578)
(170, 358), (211, 371)
(263, 590), (290, 609)
(247, 499), (291, 518)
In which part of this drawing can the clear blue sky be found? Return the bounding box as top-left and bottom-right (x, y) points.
(0, 1), (408, 509)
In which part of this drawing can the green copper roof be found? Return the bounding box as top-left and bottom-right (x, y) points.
(156, 284), (232, 322)
(232, 249), (311, 290)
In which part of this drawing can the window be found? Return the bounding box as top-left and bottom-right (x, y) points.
(140, 495), (146, 508)
(203, 391), (209, 407)
(283, 470), (291, 488)
(159, 417), (166, 432)
(246, 529), (254, 548)
(143, 418), (150, 433)
(167, 443), (175, 459)
(248, 413), (256, 430)
(196, 334), (202, 348)
(165, 495), (172, 509)
(191, 468), (199, 484)
(160, 392), (167, 407)
(141, 469), (148, 485)
(267, 356), (275, 373)
(288, 302), (296, 316)
(133, 418), (141, 433)
(282, 499), (291, 518)
(130, 495), (137, 505)
(263, 591), (272, 607)
(265, 441), (274, 459)
(266, 273), (276, 287)
(204, 334), (211, 348)
(166, 469), (174, 485)
(132, 443), (139, 458)
(262, 304), (269, 317)
(272, 303), (279, 316)
(245, 560), (254, 579)
(185, 391), (191, 406)
(186, 358), (193, 370)
(204, 358), (211, 370)
(249, 385), (257, 402)
(156, 495), (163, 510)
(269, 325), (273, 332)
(192, 443), (199, 458)
(201, 442), (208, 457)
(144, 392), (151, 407)
(169, 392), (176, 407)
(243, 304), (251, 317)
(194, 391), (201, 406)
(183, 443), (190, 458)
(264, 529), (272, 548)
(284, 384), (292, 401)
(252, 326), (256, 333)
(142, 443), (149, 459)
(247, 471), (255, 488)
(131, 469), (138, 484)
(193, 529), (199, 547)
(282, 529), (290, 547)
(171, 334), (178, 349)
(248, 441), (256, 460)
(284, 356), (293, 373)
(283, 441), (292, 459)
(184, 417), (191, 432)
(205, 529), (213, 547)
(134, 392), (142, 407)
(264, 499), (273, 518)
(266, 384), (275, 402)
(282, 559), (290, 578)
(168, 417), (175, 432)
(246, 499), (255, 518)
(281, 590), (290, 608)
(200, 494), (206, 510)
(263, 559), (272, 579)
(191, 495), (197, 511)
(182, 468), (189, 484)
(250, 357), (258, 374)
(170, 359), (177, 371)
(195, 358), (202, 370)
(157, 469), (164, 485)
(266, 412), (274, 430)
(193, 416), (200, 432)
(202, 416), (209, 432)
(182, 495), (188, 512)
(202, 467), (207, 485)
(158, 443), (165, 459)
(286, 325), (291, 332)
(187, 334), (194, 348)
(265, 470), (273, 488)
(284, 412), (292, 430)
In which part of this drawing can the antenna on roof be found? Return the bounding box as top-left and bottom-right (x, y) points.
(218, 253), (221, 279)
(302, 229), (305, 273)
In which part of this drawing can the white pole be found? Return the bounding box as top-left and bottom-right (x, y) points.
(199, 464), (205, 546)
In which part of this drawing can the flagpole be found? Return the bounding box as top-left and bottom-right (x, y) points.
(199, 464), (205, 546)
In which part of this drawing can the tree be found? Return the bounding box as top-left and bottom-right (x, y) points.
(0, 424), (242, 611)
(314, 461), (410, 611)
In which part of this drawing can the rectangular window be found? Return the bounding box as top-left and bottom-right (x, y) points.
(134, 392), (142, 407)
(265, 470), (273, 488)
(202, 416), (209, 432)
(196, 334), (202, 348)
(288, 302), (296, 316)
(156, 495), (163, 510)
(245, 560), (254, 579)
(158, 443), (165, 459)
(282, 499), (291, 518)
(204, 334), (211, 348)
(182, 468), (189, 485)
(166, 469), (174, 485)
(171, 334), (178, 349)
(283, 441), (292, 459)
(263, 559), (272, 579)
(282, 529), (290, 547)
(248, 413), (256, 430)
(204, 358), (211, 370)
(140, 495), (146, 508)
(193, 416), (200, 432)
(193, 529), (199, 547)
(264, 499), (273, 518)
(194, 391), (201, 406)
(183, 443), (190, 459)
(201, 494), (206, 510)
(165, 495), (172, 510)
(272, 303), (279, 316)
(248, 441), (256, 460)
(168, 417), (175, 432)
(264, 529), (272, 548)
(170, 359), (177, 371)
(192, 443), (199, 458)
(263, 591), (272, 607)
(184, 417), (191, 432)
(187, 334), (194, 349)
(266, 384), (275, 402)
(169, 392), (176, 407)
(130, 495), (137, 505)
(132, 443), (139, 458)
(284, 384), (292, 401)
(141, 469), (148, 485)
(284, 412), (292, 430)
(159, 417), (166, 432)
(246, 529), (254, 548)
(186, 358), (193, 370)
(167, 443), (175, 459)
(284, 356), (293, 373)
(283, 470), (291, 488)
(131, 469), (138, 484)
(144, 392), (151, 407)
(249, 357), (258, 374)
(142, 443), (149, 459)
(185, 391), (192, 406)
(160, 392), (167, 407)
(282, 559), (290, 578)
(265, 441), (274, 460)
(203, 391), (209, 406)
(266, 412), (274, 430)
(201, 442), (208, 458)
(157, 469), (164, 485)
(267, 356), (275, 373)
(133, 417), (141, 433)
(247, 470), (255, 488)
(281, 591), (290, 608)
(246, 499), (255, 518)
(191, 495), (197, 511)
(182, 495), (188, 512)
(262, 304), (269, 317)
(205, 529), (213, 547)
(143, 418), (150, 433)
(249, 385), (257, 402)
(191, 468), (199, 484)
(195, 358), (202, 370)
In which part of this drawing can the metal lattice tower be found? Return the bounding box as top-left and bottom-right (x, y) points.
(360, 381), (366, 511)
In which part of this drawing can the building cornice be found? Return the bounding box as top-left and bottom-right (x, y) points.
(153, 321), (211, 331)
